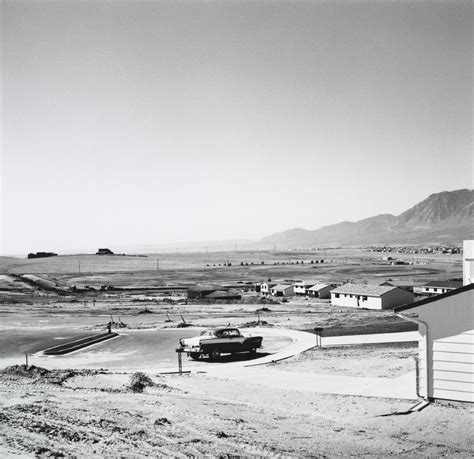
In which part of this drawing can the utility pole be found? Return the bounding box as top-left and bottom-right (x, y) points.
(78, 259), (81, 274)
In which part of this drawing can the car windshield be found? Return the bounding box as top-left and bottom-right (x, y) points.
(200, 330), (215, 336)
(218, 329), (240, 337)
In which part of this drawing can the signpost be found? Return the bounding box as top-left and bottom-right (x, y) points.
(176, 348), (183, 374)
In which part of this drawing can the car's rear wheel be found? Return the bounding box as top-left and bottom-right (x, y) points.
(190, 352), (201, 360)
(209, 349), (221, 361)
(249, 348), (257, 355)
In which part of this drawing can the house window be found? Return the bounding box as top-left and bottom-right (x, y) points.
(334, 293), (340, 298)
(362, 296), (367, 301)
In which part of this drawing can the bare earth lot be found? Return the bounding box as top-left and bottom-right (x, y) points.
(0, 365), (472, 457)
(0, 250), (470, 457)
(274, 342), (418, 379)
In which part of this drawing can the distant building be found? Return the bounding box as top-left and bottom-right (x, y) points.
(187, 285), (220, 300)
(306, 283), (335, 299)
(420, 281), (463, 296)
(293, 281), (315, 296)
(27, 252), (58, 259)
(96, 248), (114, 255)
(260, 282), (277, 296)
(463, 240), (474, 286)
(270, 284), (294, 297)
(203, 290), (241, 301)
(395, 284), (474, 403)
(331, 283), (414, 310)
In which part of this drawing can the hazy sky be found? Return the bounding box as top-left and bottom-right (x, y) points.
(1, 0), (472, 255)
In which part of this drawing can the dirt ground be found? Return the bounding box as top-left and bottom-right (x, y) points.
(0, 367), (472, 457)
(273, 342), (418, 379)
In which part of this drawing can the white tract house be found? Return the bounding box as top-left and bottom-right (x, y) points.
(419, 281), (463, 296)
(306, 283), (334, 299)
(270, 284), (294, 297)
(293, 282), (315, 296)
(260, 282), (276, 296)
(330, 283), (414, 310)
(395, 284), (473, 403)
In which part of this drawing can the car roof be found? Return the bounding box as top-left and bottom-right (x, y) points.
(214, 327), (240, 333)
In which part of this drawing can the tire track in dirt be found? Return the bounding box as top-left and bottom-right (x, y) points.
(151, 393), (289, 457)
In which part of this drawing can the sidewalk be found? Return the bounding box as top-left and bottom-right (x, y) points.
(323, 331), (419, 346)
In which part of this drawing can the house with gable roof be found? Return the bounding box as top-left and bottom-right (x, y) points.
(331, 283), (414, 310)
(395, 284), (473, 403)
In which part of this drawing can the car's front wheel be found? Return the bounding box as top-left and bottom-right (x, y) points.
(209, 349), (221, 361)
(190, 352), (201, 360)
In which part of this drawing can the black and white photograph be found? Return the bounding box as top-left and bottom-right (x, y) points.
(1, 0), (473, 456)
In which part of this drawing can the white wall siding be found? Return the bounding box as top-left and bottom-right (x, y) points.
(433, 350), (473, 364)
(431, 389), (473, 403)
(331, 288), (412, 310)
(433, 360), (473, 373)
(433, 371), (473, 383)
(331, 293), (382, 309)
(431, 330), (474, 402)
(433, 342), (473, 354)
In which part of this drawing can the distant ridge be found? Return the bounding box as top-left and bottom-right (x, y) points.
(259, 189), (474, 248)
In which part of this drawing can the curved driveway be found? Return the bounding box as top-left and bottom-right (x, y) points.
(203, 330), (419, 400)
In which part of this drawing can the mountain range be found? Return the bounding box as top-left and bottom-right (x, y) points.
(259, 189), (474, 248)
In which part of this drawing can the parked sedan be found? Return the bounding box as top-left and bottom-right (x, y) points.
(178, 327), (263, 360)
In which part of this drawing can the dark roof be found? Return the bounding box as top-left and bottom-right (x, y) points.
(422, 281), (463, 289)
(394, 283), (474, 312)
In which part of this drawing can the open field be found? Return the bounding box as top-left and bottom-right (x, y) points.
(0, 248), (462, 284)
